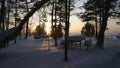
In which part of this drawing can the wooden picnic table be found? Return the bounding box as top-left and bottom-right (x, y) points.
(61, 35), (85, 50)
(68, 35), (85, 50)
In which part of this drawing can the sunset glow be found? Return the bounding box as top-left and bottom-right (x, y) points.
(45, 22), (51, 34)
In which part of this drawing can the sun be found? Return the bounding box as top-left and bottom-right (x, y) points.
(46, 22), (51, 34)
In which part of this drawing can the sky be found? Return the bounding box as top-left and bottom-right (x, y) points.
(69, 12), (120, 35)
(69, 15), (84, 35)
(106, 19), (120, 35)
(69, 0), (120, 35)
(29, 0), (120, 36)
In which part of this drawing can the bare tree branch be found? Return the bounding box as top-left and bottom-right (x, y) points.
(0, 0), (50, 48)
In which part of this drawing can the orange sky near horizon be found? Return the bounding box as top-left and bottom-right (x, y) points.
(29, 11), (120, 36)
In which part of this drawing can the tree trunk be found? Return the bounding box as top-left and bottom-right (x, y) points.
(99, 8), (102, 28)
(94, 6), (98, 39)
(97, 0), (111, 49)
(54, 38), (57, 47)
(67, 0), (70, 37)
(0, 1), (1, 31)
(6, 1), (10, 30)
(54, 0), (57, 46)
(14, 0), (17, 43)
(25, 0), (29, 39)
(1, 0), (5, 31)
(97, 29), (105, 49)
(64, 0), (68, 61)
(51, 0), (54, 32)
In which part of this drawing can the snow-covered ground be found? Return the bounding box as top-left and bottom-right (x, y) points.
(0, 36), (120, 68)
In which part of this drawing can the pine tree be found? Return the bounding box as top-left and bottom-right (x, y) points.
(81, 22), (95, 37)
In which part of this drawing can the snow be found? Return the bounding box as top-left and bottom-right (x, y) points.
(0, 36), (120, 68)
